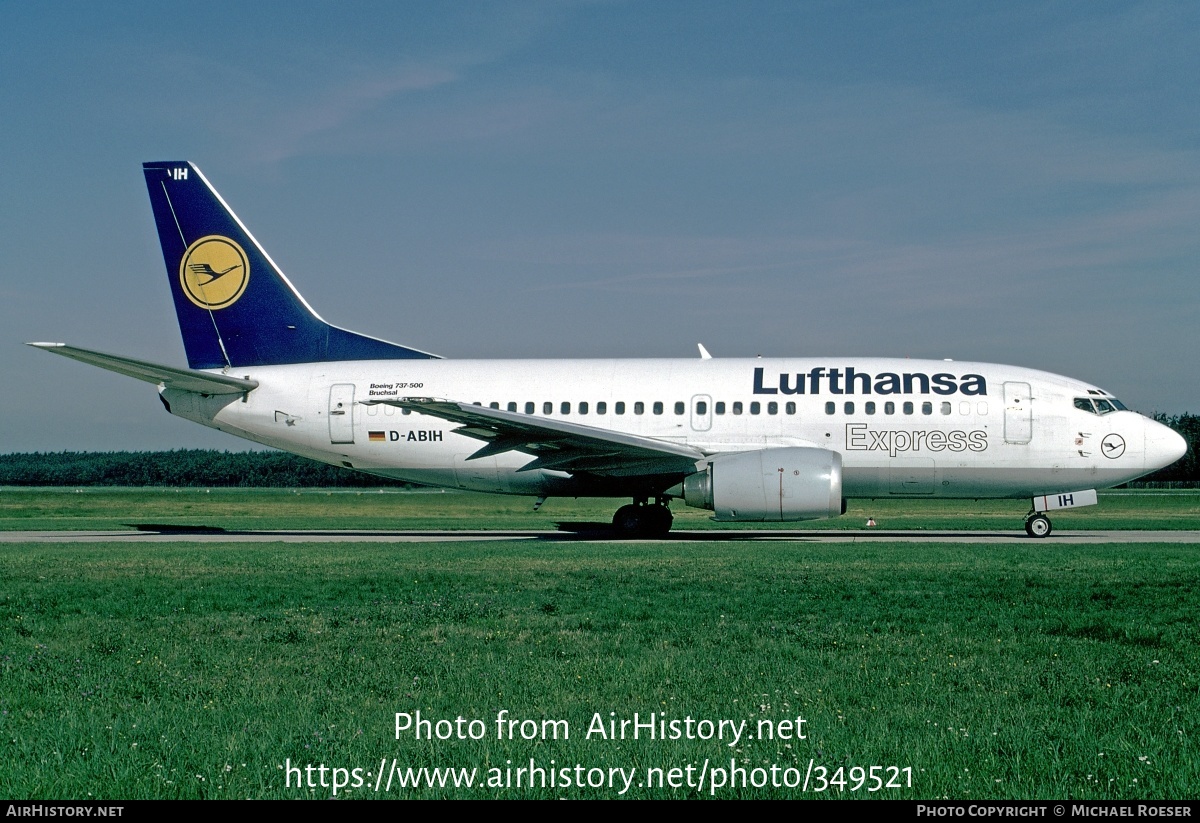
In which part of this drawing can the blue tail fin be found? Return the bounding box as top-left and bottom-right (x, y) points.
(143, 161), (437, 369)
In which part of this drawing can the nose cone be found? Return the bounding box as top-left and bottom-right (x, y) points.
(1144, 419), (1188, 471)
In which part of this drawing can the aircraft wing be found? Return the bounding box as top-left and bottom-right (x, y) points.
(369, 398), (706, 477)
(28, 343), (258, 395)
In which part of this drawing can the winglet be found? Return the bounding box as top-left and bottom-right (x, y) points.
(697, 343), (713, 359)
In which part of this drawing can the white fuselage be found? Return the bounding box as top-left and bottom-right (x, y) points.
(161, 356), (1181, 501)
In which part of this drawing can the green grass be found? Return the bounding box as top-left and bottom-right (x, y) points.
(2, 487), (1199, 532)
(2, 535), (1198, 799)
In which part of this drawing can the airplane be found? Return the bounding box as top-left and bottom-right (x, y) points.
(30, 161), (1188, 538)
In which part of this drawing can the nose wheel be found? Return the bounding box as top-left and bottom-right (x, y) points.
(612, 500), (674, 538)
(1024, 513), (1052, 538)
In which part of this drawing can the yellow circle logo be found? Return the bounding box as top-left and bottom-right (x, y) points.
(179, 235), (250, 310)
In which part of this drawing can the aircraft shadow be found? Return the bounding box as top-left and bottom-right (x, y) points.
(125, 522), (1029, 542)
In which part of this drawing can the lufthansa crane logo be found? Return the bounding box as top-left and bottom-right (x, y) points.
(179, 235), (249, 310)
(1101, 433), (1126, 459)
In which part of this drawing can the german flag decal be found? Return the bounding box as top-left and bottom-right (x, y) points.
(368, 431), (386, 442)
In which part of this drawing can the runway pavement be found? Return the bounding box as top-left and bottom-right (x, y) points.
(3, 528), (1199, 543)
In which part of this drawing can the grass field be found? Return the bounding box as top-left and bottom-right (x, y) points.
(1, 490), (1198, 799)
(2, 486), (1199, 532)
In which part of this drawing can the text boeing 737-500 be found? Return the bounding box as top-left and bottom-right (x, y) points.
(30, 162), (1187, 537)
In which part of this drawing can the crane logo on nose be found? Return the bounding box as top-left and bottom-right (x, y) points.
(1101, 433), (1125, 459)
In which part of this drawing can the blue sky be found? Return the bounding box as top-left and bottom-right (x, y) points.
(3, 1), (1197, 451)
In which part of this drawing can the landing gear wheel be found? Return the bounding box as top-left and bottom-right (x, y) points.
(642, 504), (674, 538)
(612, 504), (643, 537)
(611, 503), (674, 538)
(1024, 514), (1052, 538)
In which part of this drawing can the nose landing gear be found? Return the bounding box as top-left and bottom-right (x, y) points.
(612, 498), (674, 538)
(1024, 512), (1053, 538)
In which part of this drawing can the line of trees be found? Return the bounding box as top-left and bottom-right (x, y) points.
(0, 413), (1195, 487)
(0, 450), (409, 487)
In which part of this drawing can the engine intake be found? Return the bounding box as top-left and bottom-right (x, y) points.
(683, 447), (843, 522)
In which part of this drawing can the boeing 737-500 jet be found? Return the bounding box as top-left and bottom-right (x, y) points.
(30, 162), (1188, 537)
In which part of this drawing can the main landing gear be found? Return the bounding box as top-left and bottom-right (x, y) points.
(1024, 511), (1053, 538)
(612, 498), (674, 538)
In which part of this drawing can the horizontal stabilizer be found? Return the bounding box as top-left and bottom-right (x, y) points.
(27, 343), (258, 395)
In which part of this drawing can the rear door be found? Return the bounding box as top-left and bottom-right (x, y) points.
(329, 383), (356, 444)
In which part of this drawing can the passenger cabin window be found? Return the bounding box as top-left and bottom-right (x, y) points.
(750, 402), (761, 415)
(844, 402), (854, 415)
(716, 402), (726, 415)
(653, 401), (664, 415)
(525, 402), (535, 414)
(885, 402), (895, 415)
(903, 402), (914, 415)
(634, 402), (645, 415)
(597, 401), (607, 415)
(507, 402), (517, 412)
(732, 401), (743, 415)
(866, 401), (876, 415)
(696, 401), (708, 415)
(579, 401), (589, 415)
(767, 401), (778, 415)
(825, 402), (835, 415)
(561, 401), (571, 415)
(543, 402), (553, 415)
(941, 402), (951, 415)
(616, 401), (626, 415)
(785, 402), (796, 415)
(489, 402), (499, 409)
(674, 401), (685, 415)
(922, 402), (932, 415)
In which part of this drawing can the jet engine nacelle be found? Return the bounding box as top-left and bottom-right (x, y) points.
(683, 447), (844, 522)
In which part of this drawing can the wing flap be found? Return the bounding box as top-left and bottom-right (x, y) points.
(367, 397), (705, 477)
(28, 343), (258, 395)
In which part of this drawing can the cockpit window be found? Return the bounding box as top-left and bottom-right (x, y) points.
(1076, 396), (1125, 415)
(1095, 388), (1129, 411)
